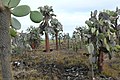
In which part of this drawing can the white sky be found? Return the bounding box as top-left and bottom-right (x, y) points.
(16, 0), (120, 36)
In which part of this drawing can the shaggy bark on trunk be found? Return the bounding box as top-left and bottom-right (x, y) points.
(45, 32), (50, 52)
(98, 50), (104, 73)
(0, 8), (13, 80)
(44, 17), (50, 52)
(55, 31), (58, 50)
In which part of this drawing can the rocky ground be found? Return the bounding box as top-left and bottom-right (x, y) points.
(9, 49), (120, 80)
(0, 48), (120, 80)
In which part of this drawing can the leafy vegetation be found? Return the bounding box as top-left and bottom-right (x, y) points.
(1, 0), (120, 80)
(85, 9), (120, 74)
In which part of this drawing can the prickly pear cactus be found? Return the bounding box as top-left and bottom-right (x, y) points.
(2, 0), (43, 31)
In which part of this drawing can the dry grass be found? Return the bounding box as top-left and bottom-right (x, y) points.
(9, 49), (90, 80)
(102, 53), (120, 79)
(1, 49), (120, 80)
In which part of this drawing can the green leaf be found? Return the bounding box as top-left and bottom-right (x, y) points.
(94, 10), (97, 16)
(107, 29), (110, 40)
(115, 45), (120, 50)
(45, 27), (55, 34)
(113, 47), (119, 52)
(98, 33), (105, 40)
(85, 20), (93, 27)
(104, 38), (110, 51)
(10, 28), (17, 37)
(89, 18), (96, 22)
(99, 12), (109, 20)
(104, 38), (107, 45)
(11, 5), (30, 17)
(106, 43), (110, 51)
(99, 19), (104, 25)
(8, 0), (20, 8)
(56, 22), (63, 31)
(30, 11), (43, 23)
(96, 30), (99, 36)
(91, 27), (96, 33)
(2, 0), (9, 7)
(51, 18), (58, 25)
(110, 27), (116, 33)
(87, 43), (94, 54)
(11, 17), (21, 30)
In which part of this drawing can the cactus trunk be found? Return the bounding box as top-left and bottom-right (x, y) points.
(55, 31), (58, 50)
(45, 32), (50, 52)
(0, 7), (13, 80)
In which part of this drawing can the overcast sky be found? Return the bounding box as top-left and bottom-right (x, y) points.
(16, 0), (120, 36)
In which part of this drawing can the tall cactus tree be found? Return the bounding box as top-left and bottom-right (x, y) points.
(0, 0), (43, 80)
(72, 31), (78, 52)
(66, 33), (70, 49)
(38, 5), (56, 52)
(50, 18), (63, 50)
(75, 26), (85, 49)
(27, 26), (41, 49)
(85, 10), (120, 73)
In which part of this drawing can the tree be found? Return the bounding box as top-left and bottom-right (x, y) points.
(50, 18), (63, 50)
(0, 0), (43, 79)
(85, 10), (120, 73)
(39, 5), (56, 52)
(75, 26), (86, 49)
(72, 31), (78, 52)
(27, 26), (41, 49)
